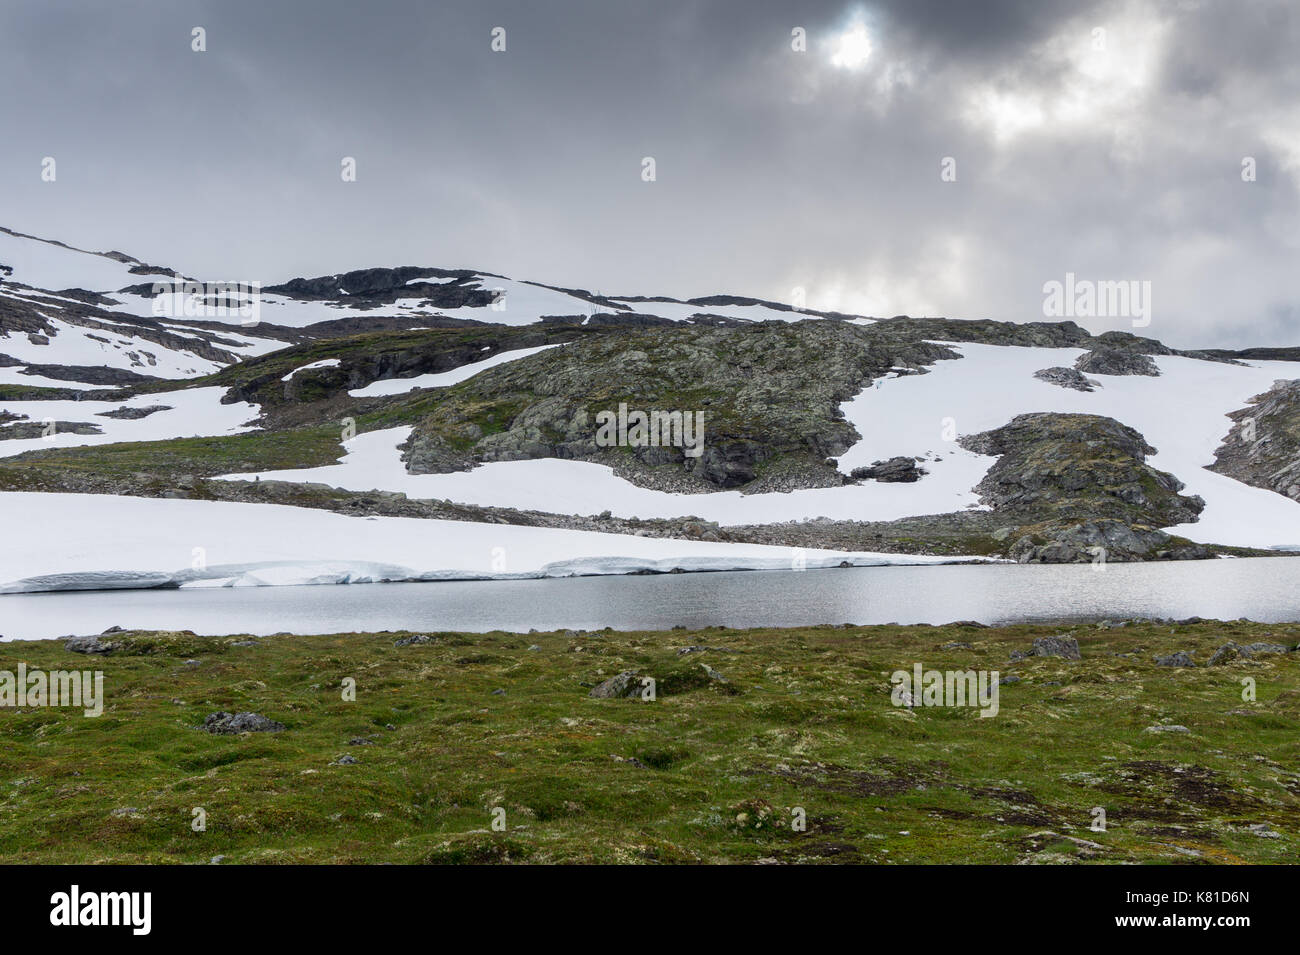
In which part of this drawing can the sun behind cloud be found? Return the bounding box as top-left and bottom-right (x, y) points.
(830, 18), (873, 69)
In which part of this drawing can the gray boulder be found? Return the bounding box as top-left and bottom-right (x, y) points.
(850, 456), (926, 483)
(1031, 634), (1082, 660)
(202, 711), (286, 734)
(64, 634), (121, 654)
(1033, 367), (1099, 392)
(1075, 348), (1160, 377)
(1155, 651), (1195, 668)
(588, 670), (644, 699)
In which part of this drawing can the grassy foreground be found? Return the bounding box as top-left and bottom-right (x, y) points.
(1, 620), (1297, 864)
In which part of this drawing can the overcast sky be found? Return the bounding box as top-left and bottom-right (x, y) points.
(2, 0), (1296, 347)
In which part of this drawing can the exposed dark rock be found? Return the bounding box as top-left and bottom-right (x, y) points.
(959, 413), (1206, 562)
(18, 363), (163, 385)
(0, 420), (103, 439)
(1155, 651), (1195, 668)
(1033, 366), (1099, 392)
(1031, 634), (1081, 660)
(96, 404), (172, 420)
(1074, 348), (1160, 377)
(1244, 642), (1292, 655)
(393, 633), (439, 647)
(1208, 378), (1300, 507)
(201, 711), (286, 734)
(588, 670), (644, 699)
(64, 634), (121, 654)
(850, 456), (927, 483)
(265, 266), (496, 310)
(1207, 642), (1244, 666)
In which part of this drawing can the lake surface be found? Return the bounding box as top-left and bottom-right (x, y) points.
(3, 557), (1299, 641)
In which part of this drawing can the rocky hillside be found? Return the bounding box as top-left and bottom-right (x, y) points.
(396, 321), (958, 491)
(1210, 379), (1300, 503)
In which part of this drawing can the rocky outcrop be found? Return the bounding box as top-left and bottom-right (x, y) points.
(0, 420), (103, 439)
(1209, 378), (1300, 504)
(1074, 347), (1160, 377)
(961, 414), (1202, 524)
(588, 671), (644, 699)
(401, 321), (960, 491)
(265, 267), (498, 309)
(850, 456), (927, 482)
(16, 363), (162, 385)
(96, 405), (172, 420)
(960, 413), (1209, 562)
(1034, 367), (1098, 392)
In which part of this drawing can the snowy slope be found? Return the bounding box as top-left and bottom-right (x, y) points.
(0, 313), (226, 378)
(0, 492), (967, 594)
(0, 229), (144, 292)
(0, 387), (259, 457)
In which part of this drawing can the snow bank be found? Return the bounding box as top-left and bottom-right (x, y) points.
(281, 358), (340, 381)
(0, 386), (259, 458)
(348, 343), (563, 397)
(0, 492), (972, 594)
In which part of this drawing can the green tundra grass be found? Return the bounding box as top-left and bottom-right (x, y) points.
(0, 619), (1296, 864)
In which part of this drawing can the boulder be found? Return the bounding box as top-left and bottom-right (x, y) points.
(1033, 367), (1099, 392)
(588, 670), (644, 699)
(1074, 348), (1160, 376)
(850, 456), (926, 483)
(1031, 634), (1081, 660)
(201, 711), (286, 734)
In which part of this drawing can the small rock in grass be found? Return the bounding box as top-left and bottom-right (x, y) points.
(1032, 635), (1081, 660)
(202, 711), (285, 734)
(1143, 724), (1190, 734)
(1155, 651), (1195, 667)
(1244, 642), (1290, 655)
(64, 635), (119, 654)
(331, 754), (358, 766)
(1208, 643), (1244, 666)
(393, 633), (438, 647)
(700, 664), (728, 684)
(1247, 823), (1280, 839)
(588, 670), (643, 699)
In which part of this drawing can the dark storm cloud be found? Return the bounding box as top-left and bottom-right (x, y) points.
(0, 0), (1296, 347)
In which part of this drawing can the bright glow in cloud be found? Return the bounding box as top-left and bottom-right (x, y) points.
(831, 22), (873, 69)
(965, 5), (1169, 144)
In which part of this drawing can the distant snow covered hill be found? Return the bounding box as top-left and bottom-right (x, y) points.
(2, 224), (1299, 596)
